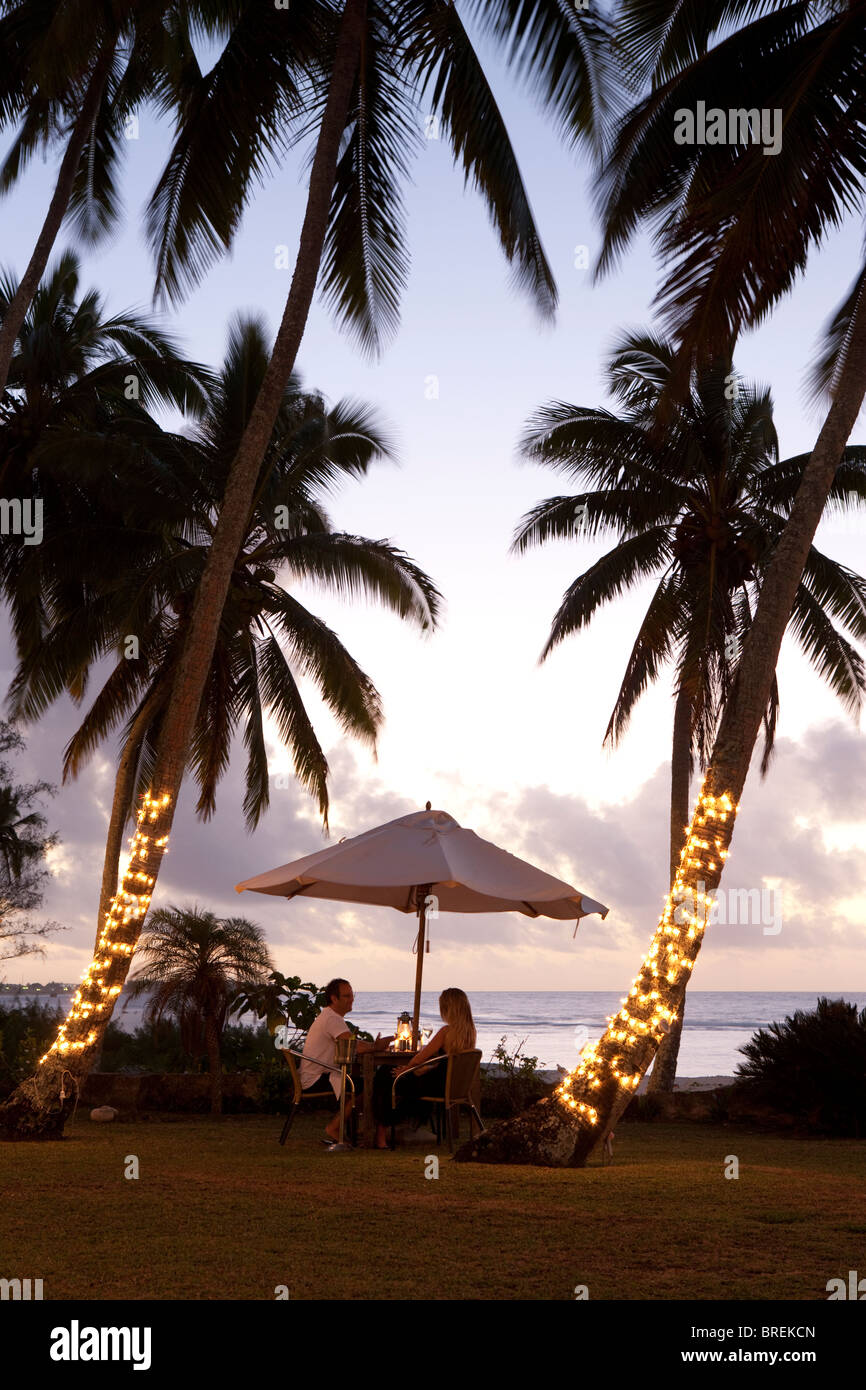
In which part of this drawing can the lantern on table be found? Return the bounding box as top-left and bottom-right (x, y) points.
(395, 1011), (413, 1051)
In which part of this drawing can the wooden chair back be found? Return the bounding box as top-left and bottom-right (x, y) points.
(443, 1049), (482, 1104)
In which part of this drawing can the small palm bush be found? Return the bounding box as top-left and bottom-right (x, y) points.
(735, 997), (866, 1136)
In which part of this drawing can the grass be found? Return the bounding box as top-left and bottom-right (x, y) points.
(1, 1113), (863, 1300)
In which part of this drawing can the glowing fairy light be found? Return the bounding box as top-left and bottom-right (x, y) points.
(555, 785), (738, 1130)
(37, 792), (173, 1067)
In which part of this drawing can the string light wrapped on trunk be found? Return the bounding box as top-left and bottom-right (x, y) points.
(555, 784), (738, 1127)
(37, 792), (172, 1063)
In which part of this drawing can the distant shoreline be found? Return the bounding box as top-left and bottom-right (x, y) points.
(531, 1068), (735, 1090)
(2, 985), (860, 994)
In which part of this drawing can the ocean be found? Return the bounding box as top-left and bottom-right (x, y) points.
(5, 989), (863, 1076)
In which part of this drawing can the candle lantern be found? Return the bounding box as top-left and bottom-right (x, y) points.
(395, 1012), (413, 1051)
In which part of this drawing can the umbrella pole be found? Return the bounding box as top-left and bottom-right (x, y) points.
(412, 882), (432, 1048)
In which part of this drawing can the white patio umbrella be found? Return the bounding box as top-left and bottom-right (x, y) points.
(235, 804), (609, 1042)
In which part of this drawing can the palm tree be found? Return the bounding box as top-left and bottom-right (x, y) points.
(514, 329), (866, 1088)
(0, 249), (211, 679)
(0, 720), (59, 964)
(0, 781), (52, 884)
(125, 905), (273, 1115)
(452, 2), (866, 1164)
(0, 0), (614, 1137)
(593, 0), (866, 368)
(13, 314), (440, 944)
(0, 0), (239, 394)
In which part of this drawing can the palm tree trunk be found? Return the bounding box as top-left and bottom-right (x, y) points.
(0, 45), (115, 396)
(454, 311), (866, 1167)
(205, 1015), (223, 1116)
(647, 682), (692, 1094)
(0, 0), (367, 1140)
(94, 689), (167, 955)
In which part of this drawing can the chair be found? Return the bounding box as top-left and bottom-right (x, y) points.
(391, 1049), (484, 1152)
(278, 1047), (356, 1146)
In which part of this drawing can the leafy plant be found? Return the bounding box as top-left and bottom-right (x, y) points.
(0, 723), (63, 963)
(229, 972), (326, 1048)
(625, 1092), (663, 1123)
(125, 905), (273, 1115)
(706, 1087), (733, 1125)
(481, 1036), (550, 1119)
(0, 1000), (64, 1095)
(735, 997), (866, 1137)
(229, 971), (373, 1054)
(97, 1017), (274, 1075)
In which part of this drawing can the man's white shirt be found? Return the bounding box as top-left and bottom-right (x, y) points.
(300, 1006), (349, 1096)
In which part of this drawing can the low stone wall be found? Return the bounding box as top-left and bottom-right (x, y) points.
(79, 1072), (796, 1129)
(83, 1065), (530, 1116)
(81, 1072), (266, 1114)
(621, 1083), (797, 1129)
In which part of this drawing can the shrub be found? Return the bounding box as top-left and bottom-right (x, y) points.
(229, 971), (373, 1051)
(98, 1019), (192, 1073)
(706, 1087), (733, 1124)
(624, 1092), (663, 1123)
(97, 1018), (273, 1074)
(0, 1001), (64, 1096)
(735, 997), (866, 1136)
(481, 1036), (550, 1118)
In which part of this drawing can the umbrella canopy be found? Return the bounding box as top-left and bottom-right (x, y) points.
(235, 807), (609, 921)
(236, 806), (609, 1045)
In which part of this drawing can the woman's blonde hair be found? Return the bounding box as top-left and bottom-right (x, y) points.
(439, 987), (476, 1054)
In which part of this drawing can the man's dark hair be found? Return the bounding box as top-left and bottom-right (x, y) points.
(324, 978), (350, 1006)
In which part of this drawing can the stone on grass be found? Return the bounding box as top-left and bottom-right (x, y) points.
(90, 1105), (118, 1123)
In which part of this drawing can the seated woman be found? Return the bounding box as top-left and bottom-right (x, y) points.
(372, 987), (476, 1149)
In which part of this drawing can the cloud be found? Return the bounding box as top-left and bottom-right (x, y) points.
(6, 647), (865, 992)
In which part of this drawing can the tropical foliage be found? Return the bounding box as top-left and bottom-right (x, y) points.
(0, 721), (61, 963)
(230, 971), (374, 1051)
(596, 0), (866, 380)
(1, 0), (865, 1163)
(735, 997), (866, 1137)
(12, 309), (440, 832)
(0, 249), (210, 675)
(515, 329), (866, 782)
(146, 0), (614, 334)
(0, 998), (63, 1094)
(0, 0), (235, 390)
(125, 904), (273, 1114)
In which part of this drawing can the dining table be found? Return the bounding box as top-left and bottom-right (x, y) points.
(355, 1047), (420, 1148)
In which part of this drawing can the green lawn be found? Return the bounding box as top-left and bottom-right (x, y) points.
(2, 1114), (863, 1300)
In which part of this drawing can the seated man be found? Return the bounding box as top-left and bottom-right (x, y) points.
(300, 979), (390, 1142)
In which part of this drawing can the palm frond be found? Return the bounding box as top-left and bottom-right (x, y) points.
(806, 257), (866, 406)
(541, 525), (672, 659)
(789, 580), (866, 718)
(273, 532), (442, 631)
(235, 631), (271, 830)
(257, 634), (330, 827)
(604, 567), (684, 744)
(403, 0), (557, 318)
(145, 2), (324, 305)
(461, 0), (616, 151)
(319, 0), (418, 354)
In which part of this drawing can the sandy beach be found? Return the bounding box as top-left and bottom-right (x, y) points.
(637, 1074), (735, 1094)
(535, 1070), (736, 1092)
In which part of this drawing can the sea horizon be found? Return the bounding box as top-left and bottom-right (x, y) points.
(4, 987), (862, 1076)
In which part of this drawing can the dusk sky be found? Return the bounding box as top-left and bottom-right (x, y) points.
(3, 24), (865, 993)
